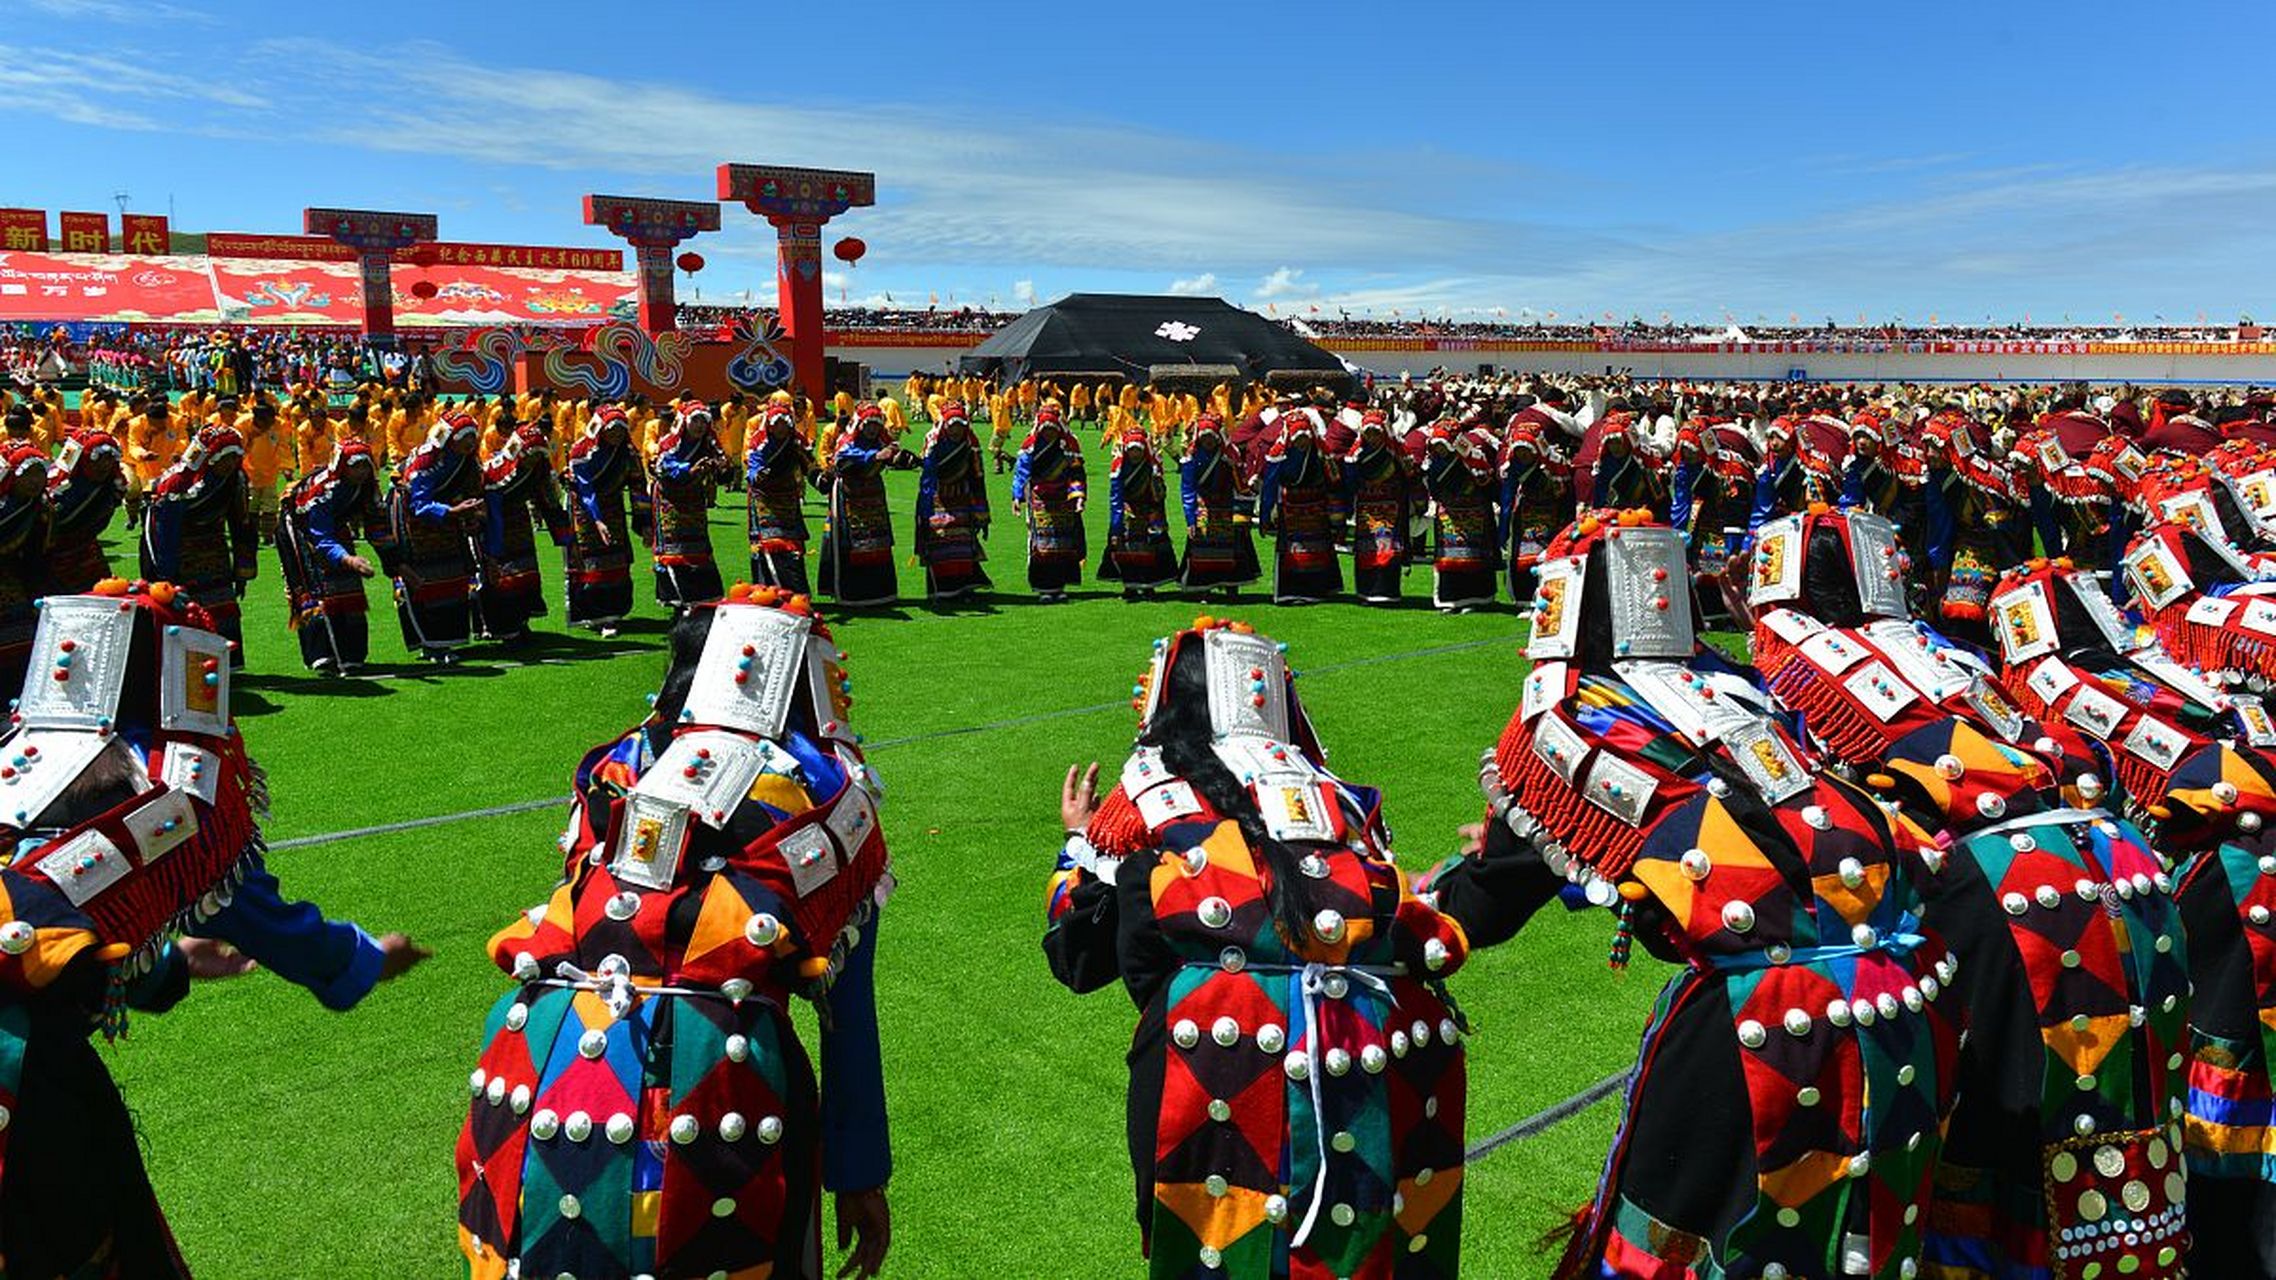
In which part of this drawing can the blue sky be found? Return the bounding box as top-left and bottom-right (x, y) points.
(5, 0), (2273, 322)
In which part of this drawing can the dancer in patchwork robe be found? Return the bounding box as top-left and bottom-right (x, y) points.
(1046, 617), (1471, 1279)
(1985, 557), (2276, 1277)
(1426, 508), (1963, 1280)
(458, 587), (892, 1280)
(1749, 507), (2192, 1279)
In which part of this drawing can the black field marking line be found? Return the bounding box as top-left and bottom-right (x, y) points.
(1465, 1070), (1632, 1162)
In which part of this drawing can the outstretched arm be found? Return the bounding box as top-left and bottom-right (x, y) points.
(186, 854), (428, 1011)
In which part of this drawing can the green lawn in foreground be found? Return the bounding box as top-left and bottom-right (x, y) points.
(96, 458), (1660, 1278)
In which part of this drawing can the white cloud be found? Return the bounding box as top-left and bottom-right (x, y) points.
(1012, 280), (1037, 306)
(1167, 271), (1217, 296)
(1255, 267), (1317, 301)
(822, 270), (849, 292)
(21, 0), (211, 22)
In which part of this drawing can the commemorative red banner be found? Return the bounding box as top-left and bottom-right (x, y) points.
(206, 257), (634, 327)
(57, 211), (110, 254)
(0, 209), (49, 252)
(0, 251), (218, 323)
(119, 214), (169, 256)
(204, 232), (623, 271)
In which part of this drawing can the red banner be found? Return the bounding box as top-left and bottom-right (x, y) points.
(204, 232), (622, 271)
(0, 251), (218, 323)
(119, 213), (169, 256)
(207, 257), (634, 327)
(57, 212), (110, 254)
(0, 209), (49, 252)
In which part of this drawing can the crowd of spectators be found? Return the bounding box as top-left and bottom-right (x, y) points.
(5, 323), (417, 394)
(677, 303), (1021, 336)
(1287, 316), (2259, 343)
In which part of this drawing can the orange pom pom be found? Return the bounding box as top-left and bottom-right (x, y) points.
(148, 582), (178, 604)
(92, 578), (129, 597)
(1807, 500), (1831, 516)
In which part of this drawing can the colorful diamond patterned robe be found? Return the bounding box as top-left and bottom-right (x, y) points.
(1048, 756), (1470, 1278)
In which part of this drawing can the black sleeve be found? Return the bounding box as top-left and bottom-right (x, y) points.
(1427, 813), (1569, 950)
(1042, 874), (1125, 996)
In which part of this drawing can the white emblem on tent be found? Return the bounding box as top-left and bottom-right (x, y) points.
(1155, 321), (1200, 342)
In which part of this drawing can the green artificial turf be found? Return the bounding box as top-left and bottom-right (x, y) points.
(94, 456), (1662, 1278)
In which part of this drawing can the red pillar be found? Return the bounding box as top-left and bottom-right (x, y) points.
(304, 208), (439, 345)
(631, 241), (680, 333)
(716, 165), (876, 406)
(770, 217), (827, 405)
(355, 251), (396, 339)
(582, 195), (721, 337)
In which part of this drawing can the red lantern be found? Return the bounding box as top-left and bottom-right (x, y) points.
(676, 251), (705, 273)
(832, 237), (866, 265)
(410, 280), (439, 300)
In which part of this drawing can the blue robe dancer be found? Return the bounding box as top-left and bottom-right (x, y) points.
(914, 400), (993, 601)
(1011, 405), (1087, 601)
(476, 426), (569, 643)
(1099, 425), (1177, 597)
(277, 440), (382, 672)
(1256, 410), (1341, 604)
(386, 414), (483, 663)
(566, 409), (638, 635)
(746, 398), (814, 595)
(648, 401), (728, 608)
(1176, 413), (1259, 595)
(140, 423), (255, 666)
(817, 404), (902, 608)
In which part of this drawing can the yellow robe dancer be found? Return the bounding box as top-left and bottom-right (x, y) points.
(297, 401), (337, 471)
(988, 393), (1014, 472)
(125, 402), (183, 524)
(1068, 382), (1092, 422)
(381, 402), (414, 467)
(716, 396), (748, 483)
(36, 389), (66, 450)
(242, 402), (293, 542)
